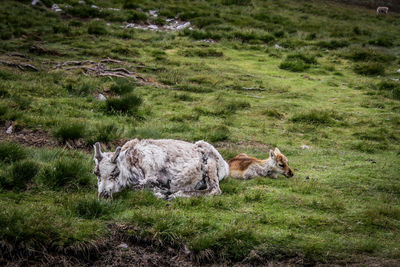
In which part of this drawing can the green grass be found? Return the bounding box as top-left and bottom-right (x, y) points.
(1, 0), (400, 264)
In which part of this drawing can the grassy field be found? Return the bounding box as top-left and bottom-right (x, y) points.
(1, 0), (400, 265)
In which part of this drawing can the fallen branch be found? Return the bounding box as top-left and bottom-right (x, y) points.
(7, 52), (29, 59)
(105, 68), (132, 75)
(245, 94), (265, 98)
(0, 60), (38, 71)
(100, 58), (125, 64)
(98, 72), (134, 78)
(241, 87), (266, 91)
(54, 60), (97, 68)
(55, 59), (136, 79)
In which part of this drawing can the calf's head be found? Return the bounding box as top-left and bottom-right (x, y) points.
(269, 148), (294, 178)
(93, 142), (122, 199)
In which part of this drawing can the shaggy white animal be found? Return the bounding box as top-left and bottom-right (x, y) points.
(377, 7), (389, 14)
(93, 139), (229, 200)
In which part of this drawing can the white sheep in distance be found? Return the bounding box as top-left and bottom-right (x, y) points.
(377, 7), (389, 14)
(93, 139), (229, 200)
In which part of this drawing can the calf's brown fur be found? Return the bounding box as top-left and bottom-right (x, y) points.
(228, 148), (293, 179)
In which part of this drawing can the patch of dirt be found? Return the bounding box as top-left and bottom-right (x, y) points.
(1, 219), (399, 266)
(0, 125), (57, 148)
(0, 223), (312, 267)
(0, 125), (93, 151)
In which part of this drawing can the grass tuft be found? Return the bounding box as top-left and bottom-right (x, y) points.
(316, 40), (349, 49)
(279, 53), (317, 72)
(0, 142), (27, 163)
(376, 81), (400, 100)
(353, 63), (385, 76)
(202, 125), (230, 142)
(71, 197), (119, 219)
(105, 93), (143, 115)
(345, 48), (391, 62)
(291, 109), (342, 125)
(180, 48), (224, 57)
(110, 79), (135, 95)
(87, 123), (122, 144)
(88, 20), (108, 35)
(9, 160), (40, 191)
(53, 122), (86, 143)
(38, 157), (93, 189)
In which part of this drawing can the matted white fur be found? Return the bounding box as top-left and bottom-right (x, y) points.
(93, 139), (229, 200)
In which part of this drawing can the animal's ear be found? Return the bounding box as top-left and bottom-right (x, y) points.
(274, 147), (281, 154)
(269, 149), (275, 159)
(94, 142), (103, 161)
(111, 146), (122, 163)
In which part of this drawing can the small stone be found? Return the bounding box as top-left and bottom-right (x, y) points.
(6, 125), (13, 134)
(117, 243), (128, 250)
(148, 24), (158, 30)
(305, 176), (310, 180)
(301, 144), (310, 150)
(183, 245), (191, 255)
(97, 93), (107, 101)
(176, 22), (191, 30)
(31, 0), (41, 5)
(78, 0), (86, 4)
(125, 23), (135, 28)
(91, 4), (100, 9)
(148, 10), (158, 17)
(397, 69), (400, 73)
(51, 4), (62, 12)
(274, 43), (284, 49)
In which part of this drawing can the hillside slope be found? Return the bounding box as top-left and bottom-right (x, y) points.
(1, 0), (399, 265)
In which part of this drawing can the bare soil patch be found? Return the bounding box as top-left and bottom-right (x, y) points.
(0, 125), (57, 148)
(0, 223), (306, 267)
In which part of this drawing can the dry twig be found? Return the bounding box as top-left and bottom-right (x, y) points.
(0, 60), (38, 71)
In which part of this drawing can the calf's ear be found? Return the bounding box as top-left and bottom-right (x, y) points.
(111, 146), (122, 163)
(269, 149), (275, 159)
(274, 147), (281, 154)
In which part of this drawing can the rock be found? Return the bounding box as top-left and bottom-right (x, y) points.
(91, 4), (100, 9)
(108, 7), (120, 11)
(198, 39), (215, 43)
(6, 125), (13, 134)
(176, 22), (191, 30)
(274, 43), (284, 49)
(397, 69), (400, 73)
(148, 24), (158, 30)
(148, 10), (158, 17)
(301, 144), (310, 150)
(97, 93), (107, 101)
(31, 0), (41, 5)
(51, 4), (62, 12)
(117, 243), (129, 250)
(78, 0), (86, 4)
(183, 245), (191, 255)
(125, 19), (191, 31)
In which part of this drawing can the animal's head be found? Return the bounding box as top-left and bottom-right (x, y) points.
(93, 142), (122, 199)
(269, 148), (294, 178)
